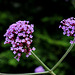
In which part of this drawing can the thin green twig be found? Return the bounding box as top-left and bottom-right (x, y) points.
(51, 43), (74, 71)
(31, 51), (56, 75)
(0, 71), (49, 75)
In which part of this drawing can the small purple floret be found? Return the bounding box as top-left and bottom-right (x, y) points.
(34, 66), (45, 73)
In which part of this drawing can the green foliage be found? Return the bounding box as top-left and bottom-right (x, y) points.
(41, 15), (63, 25)
(72, 0), (75, 8)
(0, 12), (14, 24)
(0, 0), (75, 75)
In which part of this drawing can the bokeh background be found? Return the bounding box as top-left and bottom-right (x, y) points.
(0, 0), (75, 75)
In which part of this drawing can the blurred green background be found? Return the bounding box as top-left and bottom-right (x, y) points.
(0, 0), (75, 75)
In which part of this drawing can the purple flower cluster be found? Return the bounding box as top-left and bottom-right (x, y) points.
(4, 20), (36, 61)
(34, 66), (45, 73)
(59, 17), (75, 44)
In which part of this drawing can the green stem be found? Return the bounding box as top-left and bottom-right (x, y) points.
(51, 43), (74, 71)
(31, 51), (56, 75)
(24, 71), (49, 75)
(0, 71), (49, 75)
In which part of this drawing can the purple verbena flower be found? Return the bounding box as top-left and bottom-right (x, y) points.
(4, 20), (36, 61)
(59, 17), (75, 44)
(34, 66), (45, 73)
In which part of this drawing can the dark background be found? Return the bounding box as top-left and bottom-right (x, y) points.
(0, 0), (75, 75)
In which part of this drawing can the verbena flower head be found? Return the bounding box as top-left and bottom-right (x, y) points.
(34, 66), (45, 73)
(59, 17), (75, 44)
(4, 20), (36, 61)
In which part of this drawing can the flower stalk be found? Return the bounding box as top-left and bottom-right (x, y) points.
(51, 43), (74, 71)
(0, 71), (49, 75)
(31, 51), (56, 75)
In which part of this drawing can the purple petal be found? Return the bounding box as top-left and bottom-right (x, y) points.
(34, 66), (45, 73)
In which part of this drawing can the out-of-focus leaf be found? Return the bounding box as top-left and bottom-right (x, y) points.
(0, 51), (18, 66)
(1, 41), (11, 48)
(8, 59), (18, 67)
(0, 12), (14, 24)
(72, 0), (75, 8)
(41, 15), (63, 24)
(34, 30), (69, 47)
